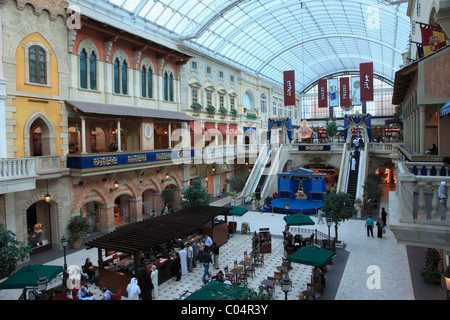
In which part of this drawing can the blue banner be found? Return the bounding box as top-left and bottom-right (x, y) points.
(351, 77), (361, 106)
(329, 79), (338, 107)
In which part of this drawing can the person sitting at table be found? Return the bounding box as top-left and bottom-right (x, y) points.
(77, 285), (94, 300)
(102, 287), (112, 300)
(82, 258), (96, 283)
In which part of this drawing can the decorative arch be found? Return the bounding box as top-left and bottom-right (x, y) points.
(23, 112), (56, 156)
(22, 190), (63, 249)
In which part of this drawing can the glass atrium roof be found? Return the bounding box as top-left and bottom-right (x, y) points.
(101, 0), (411, 92)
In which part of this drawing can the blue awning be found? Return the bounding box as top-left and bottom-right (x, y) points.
(440, 100), (450, 117)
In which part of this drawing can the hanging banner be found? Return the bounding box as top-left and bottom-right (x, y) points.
(329, 78), (338, 107)
(318, 79), (328, 108)
(419, 23), (446, 57)
(351, 77), (361, 106)
(283, 70), (295, 106)
(340, 77), (351, 107)
(360, 62), (374, 102)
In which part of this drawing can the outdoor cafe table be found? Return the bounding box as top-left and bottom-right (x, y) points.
(250, 251), (259, 264)
(239, 260), (250, 273)
(276, 265), (287, 272)
(261, 279), (275, 295)
(230, 267), (242, 284)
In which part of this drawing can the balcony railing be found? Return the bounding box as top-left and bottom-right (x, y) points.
(396, 161), (450, 225)
(0, 158), (36, 181)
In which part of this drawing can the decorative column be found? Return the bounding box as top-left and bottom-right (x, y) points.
(129, 197), (143, 223)
(81, 116), (87, 154)
(431, 182), (441, 221)
(415, 108), (420, 153)
(99, 203), (115, 233)
(419, 105), (426, 154)
(117, 119), (122, 152)
(417, 181), (427, 220)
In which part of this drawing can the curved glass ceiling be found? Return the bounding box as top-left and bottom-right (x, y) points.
(104, 0), (410, 92)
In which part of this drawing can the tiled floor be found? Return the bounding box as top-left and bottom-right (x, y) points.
(0, 184), (445, 300)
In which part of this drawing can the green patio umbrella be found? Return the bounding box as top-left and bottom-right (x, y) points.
(185, 280), (251, 300)
(0, 264), (63, 290)
(228, 206), (248, 216)
(287, 246), (336, 267)
(283, 213), (315, 226)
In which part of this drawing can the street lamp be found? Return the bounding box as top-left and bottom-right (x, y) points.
(444, 266), (450, 300)
(37, 275), (49, 292)
(279, 274), (292, 300)
(61, 236), (68, 289)
(326, 218), (333, 241)
(285, 202), (290, 215)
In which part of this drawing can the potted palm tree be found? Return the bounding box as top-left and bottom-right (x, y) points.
(67, 216), (90, 249)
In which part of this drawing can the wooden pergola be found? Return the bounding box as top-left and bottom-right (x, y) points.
(85, 205), (231, 273)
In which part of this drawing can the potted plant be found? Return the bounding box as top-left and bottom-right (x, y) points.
(419, 267), (441, 284)
(67, 216), (90, 249)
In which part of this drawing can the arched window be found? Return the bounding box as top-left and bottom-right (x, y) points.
(80, 49), (87, 89)
(113, 56), (128, 95)
(169, 73), (174, 102)
(29, 45), (46, 84)
(141, 66), (147, 97)
(147, 67), (153, 98)
(164, 72), (168, 101)
(89, 52), (97, 90)
(121, 61), (127, 95)
(260, 93), (267, 114)
(114, 58), (120, 94)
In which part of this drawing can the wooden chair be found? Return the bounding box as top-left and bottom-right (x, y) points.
(234, 260), (243, 271)
(255, 254), (264, 267)
(267, 276), (277, 295)
(238, 270), (247, 285)
(224, 266), (232, 279)
(274, 271), (283, 284)
(281, 262), (290, 276)
(246, 261), (256, 278)
(244, 251), (252, 262)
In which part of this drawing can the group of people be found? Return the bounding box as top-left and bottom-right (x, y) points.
(365, 208), (388, 238)
(170, 234), (221, 284)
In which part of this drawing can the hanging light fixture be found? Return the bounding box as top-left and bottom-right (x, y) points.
(44, 180), (51, 203)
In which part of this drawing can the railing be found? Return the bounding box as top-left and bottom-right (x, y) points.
(396, 161), (450, 224)
(34, 155), (61, 174)
(0, 158), (36, 181)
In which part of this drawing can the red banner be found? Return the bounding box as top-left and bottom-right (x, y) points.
(420, 23), (446, 57)
(318, 79), (327, 108)
(283, 70), (295, 106)
(339, 77), (351, 107)
(360, 62), (374, 102)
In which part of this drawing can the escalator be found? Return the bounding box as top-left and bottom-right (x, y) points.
(346, 150), (360, 201)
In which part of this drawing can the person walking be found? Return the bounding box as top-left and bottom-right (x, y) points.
(186, 242), (193, 272)
(365, 216), (374, 237)
(212, 242), (220, 269)
(171, 252), (181, 281)
(126, 277), (141, 300)
(179, 244), (188, 276)
(376, 217), (384, 238)
(150, 265), (159, 298)
(200, 247), (212, 283)
(191, 239), (198, 268)
(381, 207), (388, 227)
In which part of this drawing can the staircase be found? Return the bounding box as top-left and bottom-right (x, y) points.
(346, 150), (360, 201)
(254, 160), (271, 200)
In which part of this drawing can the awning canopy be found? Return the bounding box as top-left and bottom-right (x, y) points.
(204, 122), (221, 135)
(440, 100), (450, 117)
(287, 246), (336, 267)
(283, 213), (315, 226)
(190, 121), (205, 135)
(66, 100), (195, 122)
(218, 123), (233, 135)
(85, 206), (230, 254)
(185, 280), (252, 300)
(229, 123), (242, 135)
(0, 264), (63, 290)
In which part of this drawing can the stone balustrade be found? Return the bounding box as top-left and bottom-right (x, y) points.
(0, 157), (36, 181)
(397, 161), (450, 225)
